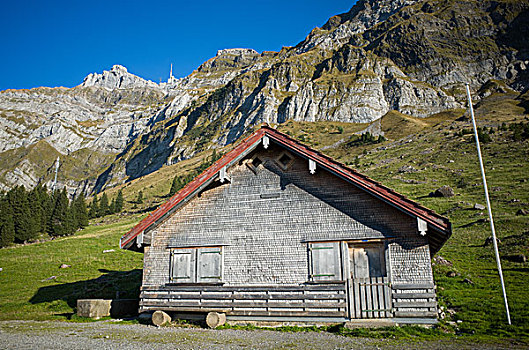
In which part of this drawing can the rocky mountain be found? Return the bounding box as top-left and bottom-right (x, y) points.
(0, 0), (528, 195)
(81, 65), (160, 90)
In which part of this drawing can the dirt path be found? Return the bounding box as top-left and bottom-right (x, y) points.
(0, 320), (522, 350)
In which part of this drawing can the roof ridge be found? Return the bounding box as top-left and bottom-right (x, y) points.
(262, 126), (448, 223)
(121, 125), (451, 251)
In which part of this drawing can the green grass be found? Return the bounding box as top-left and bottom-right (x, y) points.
(0, 92), (528, 343)
(325, 94), (529, 340)
(0, 214), (144, 320)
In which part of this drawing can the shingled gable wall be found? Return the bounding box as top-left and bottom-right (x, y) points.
(139, 142), (436, 321)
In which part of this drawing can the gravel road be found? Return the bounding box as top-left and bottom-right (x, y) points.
(0, 320), (523, 350)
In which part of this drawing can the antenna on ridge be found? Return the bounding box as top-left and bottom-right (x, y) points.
(168, 63), (177, 84)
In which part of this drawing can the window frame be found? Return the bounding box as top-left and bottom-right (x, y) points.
(275, 151), (294, 171)
(349, 243), (387, 279)
(308, 241), (343, 283)
(169, 246), (224, 285)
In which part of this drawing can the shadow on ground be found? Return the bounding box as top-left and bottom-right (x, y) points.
(29, 269), (142, 312)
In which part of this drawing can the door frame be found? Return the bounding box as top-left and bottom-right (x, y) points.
(343, 240), (392, 319)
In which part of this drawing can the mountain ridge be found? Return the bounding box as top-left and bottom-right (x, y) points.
(0, 0), (528, 195)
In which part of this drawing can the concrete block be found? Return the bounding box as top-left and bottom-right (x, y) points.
(77, 299), (111, 318)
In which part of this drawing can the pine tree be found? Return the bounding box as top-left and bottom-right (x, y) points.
(50, 188), (72, 237)
(99, 193), (109, 217)
(74, 193), (89, 228)
(46, 190), (58, 235)
(136, 191), (144, 204)
(0, 197), (15, 247)
(109, 197), (116, 214)
(8, 186), (38, 242)
(36, 184), (52, 234)
(65, 197), (76, 235)
(70, 194), (79, 230)
(88, 195), (99, 219)
(115, 190), (124, 213)
(28, 185), (44, 234)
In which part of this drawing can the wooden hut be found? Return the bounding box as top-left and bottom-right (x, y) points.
(120, 125), (451, 326)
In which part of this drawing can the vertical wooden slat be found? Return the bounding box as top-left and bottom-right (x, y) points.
(377, 277), (384, 318)
(367, 277), (377, 318)
(366, 277), (373, 318)
(372, 277), (378, 318)
(359, 279), (366, 318)
(380, 277), (386, 318)
(385, 277), (392, 318)
(343, 242), (352, 319)
(350, 281), (356, 318)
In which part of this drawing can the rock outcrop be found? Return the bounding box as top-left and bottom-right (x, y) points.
(81, 65), (160, 90)
(1, 0), (528, 195)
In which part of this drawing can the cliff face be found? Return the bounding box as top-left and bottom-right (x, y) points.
(1, 0), (528, 194)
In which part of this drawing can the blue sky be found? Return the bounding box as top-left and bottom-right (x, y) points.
(0, 1), (356, 91)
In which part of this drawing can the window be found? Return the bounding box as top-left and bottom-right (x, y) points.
(251, 156), (263, 168)
(170, 247), (223, 283)
(247, 155), (263, 173)
(276, 151), (294, 170)
(349, 244), (386, 279)
(308, 242), (342, 282)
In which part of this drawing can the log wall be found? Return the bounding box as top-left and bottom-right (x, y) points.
(140, 284), (347, 319)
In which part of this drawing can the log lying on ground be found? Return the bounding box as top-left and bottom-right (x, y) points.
(152, 310), (171, 326)
(206, 312), (226, 328)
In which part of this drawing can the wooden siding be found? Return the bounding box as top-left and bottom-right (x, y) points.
(392, 284), (438, 318)
(143, 145), (428, 287)
(140, 144), (437, 321)
(388, 239), (433, 286)
(140, 284), (347, 318)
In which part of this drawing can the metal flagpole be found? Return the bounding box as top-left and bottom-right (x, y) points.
(465, 83), (511, 325)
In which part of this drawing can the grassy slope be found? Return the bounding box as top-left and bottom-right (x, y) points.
(0, 92), (527, 341)
(278, 93), (529, 338)
(0, 215), (144, 321)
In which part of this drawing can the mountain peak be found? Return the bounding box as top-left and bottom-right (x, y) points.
(298, 0), (419, 53)
(80, 65), (159, 90)
(110, 64), (128, 74)
(216, 48), (259, 57)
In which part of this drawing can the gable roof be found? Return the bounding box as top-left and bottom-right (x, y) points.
(120, 125), (451, 253)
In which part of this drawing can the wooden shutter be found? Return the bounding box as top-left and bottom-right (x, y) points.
(309, 242), (341, 282)
(170, 248), (196, 283)
(197, 247), (222, 283)
(350, 245), (386, 279)
(352, 248), (369, 279)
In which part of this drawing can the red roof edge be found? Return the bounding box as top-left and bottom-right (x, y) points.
(120, 125), (451, 250)
(261, 125), (451, 235)
(120, 127), (266, 249)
